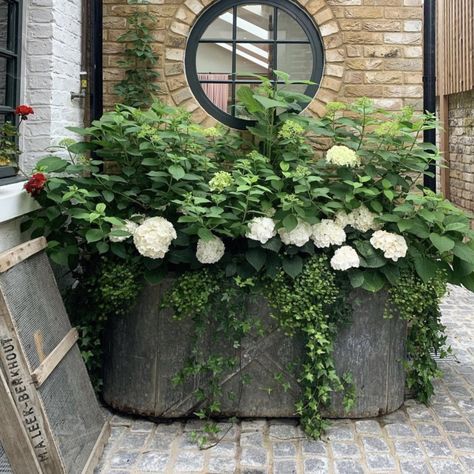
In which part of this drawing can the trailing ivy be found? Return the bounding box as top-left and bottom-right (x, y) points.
(162, 256), (355, 442)
(114, 0), (160, 107)
(264, 255), (354, 438)
(65, 258), (142, 389)
(387, 270), (450, 403)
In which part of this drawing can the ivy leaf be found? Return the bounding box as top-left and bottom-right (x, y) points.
(85, 228), (104, 243)
(429, 233), (455, 253)
(453, 242), (474, 264)
(246, 248), (267, 272)
(282, 256), (303, 278)
(168, 164), (185, 180)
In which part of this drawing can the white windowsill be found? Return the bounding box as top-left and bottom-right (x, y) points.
(0, 181), (40, 224)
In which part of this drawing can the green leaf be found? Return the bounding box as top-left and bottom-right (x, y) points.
(414, 256), (439, 283)
(282, 256), (303, 278)
(85, 228), (104, 243)
(36, 156), (69, 172)
(198, 228), (214, 241)
(144, 268), (166, 285)
(102, 190), (114, 202)
(245, 248), (267, 272)
(262, 237), (282, 253)
(282, 214), (298, 232)
(96, 242), (109, 254)
(429, 233), (455, 253)
(253, 95), (288, 110)
(453, 257), (474, 277)
(168, 164), (185, 180)
(453, 242), (474, 264)
(348, 270), (364, 288)
(461, 272), (474, 292)
(361, 271), (385, 292)
(50, 249), (69, 266)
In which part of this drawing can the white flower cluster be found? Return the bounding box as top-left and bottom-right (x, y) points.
(109, 220), (139, 243)
(133, 217), (177, 259)
(278, 220), (313, 247)
(311, 219), (346, 248)
(330, 246), (361, 271)
(334, 210), (355, 229)
(196, 236), (225, 264)
(325, 145), (361, 168)
(333, 206), (380, 233)
(246, 217), (276, 244)
(352, 205), (380, 233)
(370, 230), (408, 262)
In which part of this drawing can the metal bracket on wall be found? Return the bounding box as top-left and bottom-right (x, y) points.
(71, 71), (89, 100)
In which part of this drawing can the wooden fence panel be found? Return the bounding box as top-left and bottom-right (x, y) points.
(437, 0), (474, 96)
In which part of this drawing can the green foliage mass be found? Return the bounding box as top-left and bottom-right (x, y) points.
(66, 258), (142, 388)
(23, 71), (469, 440)
(113, 1), (160, 107)
(387, 271), (449, 403)
(264, 255), (354, 438)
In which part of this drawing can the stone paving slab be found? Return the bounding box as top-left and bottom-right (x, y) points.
(96, 285), (474, 473)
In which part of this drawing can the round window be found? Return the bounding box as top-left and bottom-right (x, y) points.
(185, 0), (325, 129)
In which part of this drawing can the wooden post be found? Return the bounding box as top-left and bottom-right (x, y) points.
(437, 0), (450, 198)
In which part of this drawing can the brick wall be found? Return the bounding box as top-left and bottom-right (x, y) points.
(447, 90), (474, 214)
(103, 0), (424, 126)
(20, 0), (84, 171)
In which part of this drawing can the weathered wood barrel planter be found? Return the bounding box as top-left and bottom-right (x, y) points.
(103, 281), (407, 419)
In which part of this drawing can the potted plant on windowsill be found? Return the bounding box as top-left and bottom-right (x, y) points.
(23, 74), (474, 440)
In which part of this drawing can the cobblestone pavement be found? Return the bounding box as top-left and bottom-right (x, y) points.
(96, 285), (474, 473)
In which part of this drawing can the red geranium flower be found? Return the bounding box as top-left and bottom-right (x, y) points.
(15, 105), (34, 119)
(24, 173), (47, 197)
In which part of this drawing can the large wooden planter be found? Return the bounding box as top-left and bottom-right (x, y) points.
(103, 281), (407, 419)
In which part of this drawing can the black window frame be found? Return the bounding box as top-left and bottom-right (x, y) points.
(185, 0), (325, 129)
(0, 0), (22, 180)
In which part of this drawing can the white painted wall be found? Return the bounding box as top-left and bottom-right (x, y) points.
(0, 0), (84, 252)
(20, 0), (84, 172)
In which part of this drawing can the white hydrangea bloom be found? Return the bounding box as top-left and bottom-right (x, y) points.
(196, 236), (225, 264)
(351, 205), (380, 233)
(330, 246), (361, 271)
(246, 217), (277, 244)
(325, 145), (361, 167)
(370, 230), (408, 262)
(334, 210), (355, 229)
(311, 219), (346, 248)
(133, 217), (177, 259)
(278, 220), (313, 247)
(109, 220), (139, 243)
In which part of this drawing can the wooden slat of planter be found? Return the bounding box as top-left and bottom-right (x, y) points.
(31, 328), (79, 388)
(0, 368), (42, 474)
(0, 237), (47, 273)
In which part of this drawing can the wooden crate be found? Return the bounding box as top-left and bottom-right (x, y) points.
(0, 238), (109, 474)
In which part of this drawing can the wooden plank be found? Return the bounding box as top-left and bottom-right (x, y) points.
(31, 328), (79, 388)
(82, 422), (111, 474)
(437, 0), (450, 199)
(0, 368), (42, 474)
(0, 237), (47, 274)
(0, 290), (65, 474)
